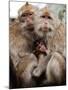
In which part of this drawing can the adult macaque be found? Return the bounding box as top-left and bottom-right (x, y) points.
(33, 7), (66, 85)
(9, 2), (39, 88)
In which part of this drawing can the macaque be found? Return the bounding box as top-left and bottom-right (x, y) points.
(33, 38), (48, 58)
(34, 7), (65, 55)
(9, 2), (39, 88)
(33, 7), (66, 85)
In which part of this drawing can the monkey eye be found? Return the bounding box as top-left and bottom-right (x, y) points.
(41, 15), (52, 20)
(48, 16), (52, 19)
(41, 15), (45, 18)
(21, 14), (26, 17)
(29, 13), (33, 16)
(21, 13), (33, 17)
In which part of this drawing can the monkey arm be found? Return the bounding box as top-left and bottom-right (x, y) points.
(15, 53), (38, 87)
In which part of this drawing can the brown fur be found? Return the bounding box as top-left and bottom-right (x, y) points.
(9, 2), (39, 87)
(33, 7), (66, 85)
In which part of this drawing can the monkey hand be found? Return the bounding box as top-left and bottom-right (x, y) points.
(38, 44), (47, 53)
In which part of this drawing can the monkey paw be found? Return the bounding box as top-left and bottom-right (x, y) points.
(32, 67), (42, 78)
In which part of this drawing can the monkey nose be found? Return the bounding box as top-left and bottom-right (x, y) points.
(26, 18), (33, 25)
(45, 22), (48, 25)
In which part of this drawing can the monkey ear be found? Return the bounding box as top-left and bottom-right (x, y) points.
(25, 2), (29, 6)
(18, 2), (29, 17)
(18, 10), (22, 17)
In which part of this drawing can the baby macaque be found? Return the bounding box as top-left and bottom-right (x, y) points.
(33, 6), (66, 85)
(33, 38), (48, 58)
(9, 2), (39, 88)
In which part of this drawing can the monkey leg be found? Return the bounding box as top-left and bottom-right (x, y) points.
(46, 52), (66, 85)
(32, 54), (51, 78)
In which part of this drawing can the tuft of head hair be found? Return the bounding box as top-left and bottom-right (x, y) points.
(18, 2), (35, 16)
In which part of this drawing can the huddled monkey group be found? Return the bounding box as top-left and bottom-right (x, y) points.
(9, 2), (66, 88)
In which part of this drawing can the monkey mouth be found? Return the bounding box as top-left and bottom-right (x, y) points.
(39, 27), (52, 33)
(26, 24), (34, 31)
(42, 27), (50, 32)
(39, 27), (49, 32)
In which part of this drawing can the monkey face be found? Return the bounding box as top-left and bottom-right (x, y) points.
(19, 11), (34, 30)
(35, 7), (61, 37)
(18, 2), (38, 31)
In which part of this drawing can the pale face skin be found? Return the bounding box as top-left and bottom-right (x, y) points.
(34, 8), (61, 38)
(18, 12), (35, 30)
